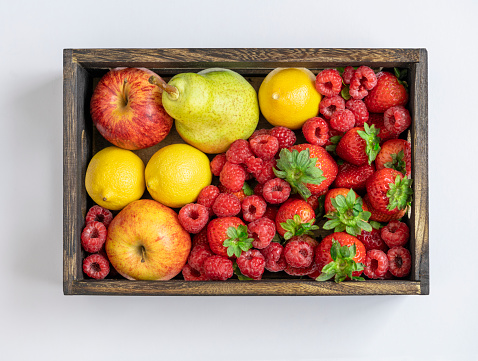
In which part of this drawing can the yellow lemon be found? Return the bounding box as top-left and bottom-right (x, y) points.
(258, 67), (322, 129)
(85, 146), (145, 211)
(145, 144), (212, 208)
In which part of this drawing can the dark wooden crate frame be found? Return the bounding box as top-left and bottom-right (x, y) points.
(63, 48), (428, 296)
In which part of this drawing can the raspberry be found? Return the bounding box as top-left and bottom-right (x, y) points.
(302, 117), (329, 146)
(260, 242), (287, 272)
(85, 205), (113, 228)
(356, 228), (388, 252)
(188, 243), (214, 272)
(387, 246), (411, 278)
(319, 95), (345, 120)
(219, 161), (246, 192)
(284, 239), (314, 268)
(381, 221), (410, 248)
(247, 217), (276, 249)
(212, 193), (241, 217)
(249, 134), (279, 160)
(383, 105), (411, 136)
(345, 99), (369, 126)
(263, 205), (279, 221)
(342, 66), (355, 85)
(377, 270), (395, 280)
(315, 68), (343, 97)
(192, 228), (209, 247)
(285, 260), (320, 276)
(210, 153), (227, 176)
(244, 156), (263, 175)
(249, 128), (271, 141)
(226, 139), (254, 164)
(81, 221), (107, 253)
(253, 183), (264, 197)
(237, 249), (266, 280)
(218, 183), (250, 203)
(82, 253), (110, 279)
(262, 178), (291, 204)
(178, 203), (209, 234)
(255, 158), (277, 184)
(202, 255), (234, 281)
(349, 66), (378, 100)
(270, 126), (297, 149)
(182, 264), (209, 281)
(197, 185), (220, 217)
(241, 195), (267, 222)
(330, 109), (355, 132)
(363, 249), (389, 279)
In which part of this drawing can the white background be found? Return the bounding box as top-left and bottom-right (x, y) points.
(1, 0), (476, 360)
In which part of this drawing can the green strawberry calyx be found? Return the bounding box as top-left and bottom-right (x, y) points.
(274, 148), (326, 200)
(223, 225), (254, 258)
(242, 182), (254, 196)
(316, 240), (365, 283)
(232, 262), (254, 280)
(394, 67), (409, 91)
(323, 189), (372, 236)
(357, 123), (381, 165)
(280, 214), (319, 241)
(384, 150), (407, 175)
(387, 175), (413, 211)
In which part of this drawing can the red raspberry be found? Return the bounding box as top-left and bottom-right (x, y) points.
(85, 205), (113, 228)
(270, 126), (297, 149)
(377, 270), (395, 280)
(226, 139), (254, 164)
(82, 253), (110, 279)
(319, 95), (345, 120)
(263, 205), (279, 221)
(349, 66), (378, 100)
(302, 117), (329, 146)
(212, 193), (241, 217)
(260, 242), (287, 272)
(241, 195), (267, 222)
(81, 221), (107, 253)
(255, 158), (277, 184)
(381, 221), (410, 248)
(262, 178), (291, 204)
(285, 260), (320, 276)
(247, 217), (276, 249)
(253, 183), (264, 197)
(182, 264), (209, 281)
(249, 128), (271, 141)
(244, 156), (263, 175)
(383, 105), (411, 136)
(192, 228), (209, 247)
(315, 68), (343, 97)
(188, 243), (214, 272)
(387, 246), (411, 278)
(249, 134), (279, 160)
(364, 249), (389, 279)
(203, 255), (234, 281)
(345, 99), (369, 126)
(220, 161), (246, 192)
(367, 113), (398, 144)
(342, 66), (355, 85)
(356, 228), (388, 252)
(330, 109), (355, 133)
(237, 249), (266, 280)
(178, 203), (209, 234)
(197, 185), (220, 217)
(210, 153), (227, 176)
(284, 239), (314, 268)
(218, 183), (250, 203)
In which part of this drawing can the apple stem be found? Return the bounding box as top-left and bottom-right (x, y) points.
(122, 79), (128, 105)
(140, 246), (146, 263)
(149, 75), (179, 100)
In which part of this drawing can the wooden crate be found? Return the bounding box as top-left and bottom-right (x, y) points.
(63, 48), (428, 296)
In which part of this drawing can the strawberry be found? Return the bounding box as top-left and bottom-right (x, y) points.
(365, 168), (413, 215)
(274, 144), (338, 200)
(364, 71), (409, 113)
(332, 161), (375, 192)
(375, 139), (411, 177)
(367, 113), (398, 144)
(275, 198), (319, 240)
(218, 182), (253, 202)
(206, 217), (254, 258)
(363, 194), (407, 222)
(336, 123), (381, 166)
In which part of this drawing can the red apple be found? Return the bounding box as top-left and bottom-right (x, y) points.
(90, 67), (173, 150)
(105, 199), (191, 280)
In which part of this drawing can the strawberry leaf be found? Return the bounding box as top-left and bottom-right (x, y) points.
(280, 215), (319, 240)
(357, 123), (381, 165)
(387, 175), (413, 211)
(384, 150), (407, 175)
(223, 225), (254, 258)
(341, 85), (351, 100)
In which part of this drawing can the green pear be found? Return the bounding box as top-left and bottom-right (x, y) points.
(150, 68), (259, 154)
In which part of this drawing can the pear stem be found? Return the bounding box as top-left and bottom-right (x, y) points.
(149, 75), (179, 100)
(140, 246), (146, 263)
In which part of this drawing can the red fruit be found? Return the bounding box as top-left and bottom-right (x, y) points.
(275, 198), (317, 239)
(387, 246), (411, 278)
(178, 203), (209, 234)
(197, 185), (220, 217)
(383, 105), (411, 136)
(218, 183), (252, 203)
(237, 249), (266, 280)
(212, 193), (241, 217)
(330, 109), (355, 133)
(367, 113), (398, 144)
(285, 259), (320, 276)
(210, 153), (227, 176)
(226, 139), (254, 164)
(356, 228), (388, 252)
(241, 195), (267, 222)
(220, 161), (246, 192)
(202, 255), (234, 281)
(345, 99), (369, 127)
(260, 242), (287, 272)
(247, 217), (276, 249)
(262, 178), (291, 204)
(244, 156), (263, 175)
(366, 168), (413, 215)
(85, 205), (113, 228)
(333, 161), (375, 193)
(253, 183), (264, 197)
(187, 243), (214, 272)
(249, 128), (271, 141)
(302, 117), (330, 146)
(364, 71), (409, 113)
(81, 221), (107, 253)
(375, 139), (411, 177)
(349, 66), (377, 100)
(284, 239), (314, 268)
(255, 158), (277, 184)
(324, 188), (365, 214)
(315, 68), (343, 97)
(83, 253), (110, 279)
(364, 249), (389, 279)
(319, 95), (346, 120)
(381, 221), (410, 248)
(192, 228), (209, 247)
(182, 264), (209, 281)
(363, 194), (407, 222)
(342, 66), (355, 85)
(207, 217), (252, 258)
(270, 126), (297, 149)
(336, 124), (381, 166)
(263, 205), (279, 221)
(250, 134), (279, 160)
